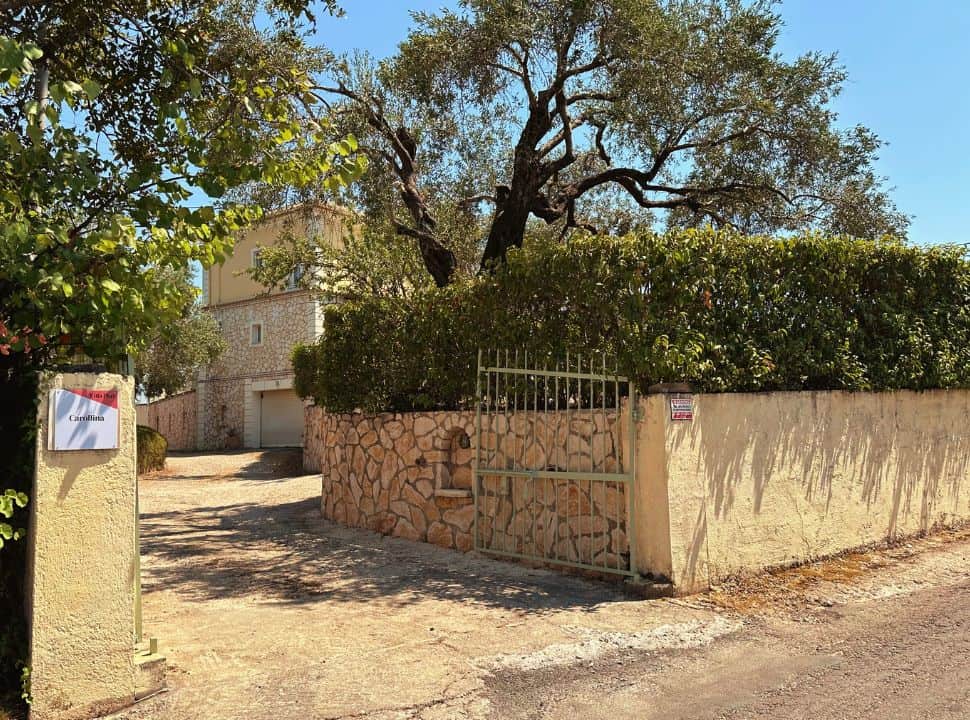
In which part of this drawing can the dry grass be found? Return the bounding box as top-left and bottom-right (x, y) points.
(701, 524), (970, 616)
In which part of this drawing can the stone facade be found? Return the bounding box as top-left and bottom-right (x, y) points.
(198, 289), (321, 449)
(196, 378), (246, 450)
(206, 289), (321, 380)
(307, 406), (630, 567)
(136, 390), (197, 450)
(191, 203), (342, 450)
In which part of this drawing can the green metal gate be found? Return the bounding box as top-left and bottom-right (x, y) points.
(473, 349), (637, 577)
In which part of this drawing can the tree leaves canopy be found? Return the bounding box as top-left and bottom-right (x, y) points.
(0, 0), (364, 367)
(134, 268), (227, 398)
(314, 0), (908, 287)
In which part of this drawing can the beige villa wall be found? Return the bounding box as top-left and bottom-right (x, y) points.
(206, 203), (347, 306)
(636, 390), (970, 594)
(27, 373), (138, 719)
(136, 390), (197, 451)
(308, 407), (628, 561)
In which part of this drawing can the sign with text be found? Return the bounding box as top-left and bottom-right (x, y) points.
(49, 388), (120, 451)
(669, 394), (694, 422)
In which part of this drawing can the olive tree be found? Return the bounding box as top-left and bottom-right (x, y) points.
(316, 0), (907, 286)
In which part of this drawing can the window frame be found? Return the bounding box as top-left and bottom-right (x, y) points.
(286, 263), (305, 290)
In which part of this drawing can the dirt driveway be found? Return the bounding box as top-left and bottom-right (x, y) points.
(118, 451), (970, 720)
(121, 451), (722, 720)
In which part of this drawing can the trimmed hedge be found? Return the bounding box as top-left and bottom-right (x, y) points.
(136, 424), (168, 474)
(293, 229), (970, 412)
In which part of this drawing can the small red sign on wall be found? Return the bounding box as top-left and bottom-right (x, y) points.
(670, 395), (694, 421)
(49, 388), (121, 450)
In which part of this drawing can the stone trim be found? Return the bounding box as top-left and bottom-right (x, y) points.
(203, 287), (311, 311)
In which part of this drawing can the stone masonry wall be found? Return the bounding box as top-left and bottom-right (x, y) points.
(304, 405), (327, 472)
(206, 289), (318, 378)
(136, 391), (197, 450)
(307, 406), (629, 566)
(198, 379), (245, 450)
(198, 289), (321, 449)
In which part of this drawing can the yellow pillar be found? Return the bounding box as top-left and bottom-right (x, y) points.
(26, 373), (138, 720)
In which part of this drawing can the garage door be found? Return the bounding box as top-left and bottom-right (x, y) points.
(259, 389), (304, 447)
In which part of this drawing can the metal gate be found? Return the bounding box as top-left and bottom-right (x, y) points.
(473, 349), (637, 577)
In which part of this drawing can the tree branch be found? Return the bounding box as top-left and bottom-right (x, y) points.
(317, 82), (456, 285)
(457, 193), (497, 208)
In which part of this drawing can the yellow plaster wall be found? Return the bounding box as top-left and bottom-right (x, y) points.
(26, 373), (137, 719)
(635, 390), (970, 594)
(207, 204), (348, 306)
(633, 395), (675, 581)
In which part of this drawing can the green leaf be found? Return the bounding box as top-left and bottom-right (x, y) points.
(101, 279), (121, 293)
(188, 77), (202, 98)
(82, 79), (102, 100)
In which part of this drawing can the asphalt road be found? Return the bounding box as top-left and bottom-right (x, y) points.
(486, 577), (970, 720)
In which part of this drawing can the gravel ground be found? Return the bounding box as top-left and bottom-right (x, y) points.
(107, 452), (970, 720)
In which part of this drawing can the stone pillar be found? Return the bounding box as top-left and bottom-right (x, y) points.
(25, 372), (139, 719)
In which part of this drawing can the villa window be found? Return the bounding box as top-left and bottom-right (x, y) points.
(250, 322), (263, 346)
(286, 263), (305, 290)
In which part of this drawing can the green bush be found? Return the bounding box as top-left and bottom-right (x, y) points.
(294, 229), (970, 412)
(136, 425), (168, 475)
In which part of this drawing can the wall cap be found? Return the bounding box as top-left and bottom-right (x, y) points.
(646, 382), (693, 395)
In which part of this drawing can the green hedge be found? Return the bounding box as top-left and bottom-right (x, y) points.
(136, 425), (168, 475)
(293, 229), (970, 412)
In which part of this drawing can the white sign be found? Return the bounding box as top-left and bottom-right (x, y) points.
(49, 388), (120, 451)
(669, 395), (694, 422)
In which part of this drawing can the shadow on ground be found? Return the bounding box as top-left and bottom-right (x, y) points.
(153, 449), (304, 482)
(140, 492), (626, 614)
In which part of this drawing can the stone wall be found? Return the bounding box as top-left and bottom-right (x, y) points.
(136, 391), (197, 451)
(304, 405), (327, 472)
(206, 289), (319, 379)
(197, 289), (320, 449)
(196, 378), (246, 450)
(308, 407), (629, 565)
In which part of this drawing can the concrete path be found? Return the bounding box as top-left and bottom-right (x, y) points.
(114, 451), (970, 720)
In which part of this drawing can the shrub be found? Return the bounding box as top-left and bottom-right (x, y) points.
(136, 425), (168, 474)
(293, 229), (970, 412)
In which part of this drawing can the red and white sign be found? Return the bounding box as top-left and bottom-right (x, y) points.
(669, 395), (694, 422)
(49, 388), (120, 450)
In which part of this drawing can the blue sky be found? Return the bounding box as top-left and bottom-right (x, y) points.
(310, 0), (970, 246)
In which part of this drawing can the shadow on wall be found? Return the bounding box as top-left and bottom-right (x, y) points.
(666, 390), (970, 580)
(139, 497), (626, 613)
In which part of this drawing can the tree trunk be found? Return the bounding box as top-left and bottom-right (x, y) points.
(479, 162), (542, 271)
